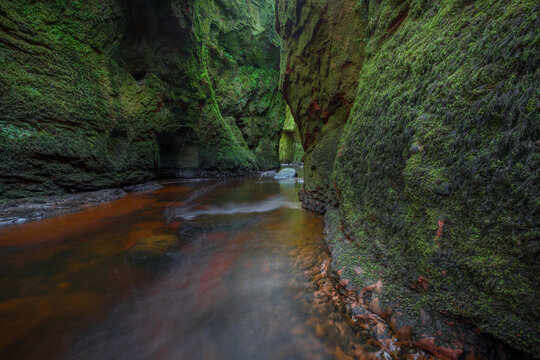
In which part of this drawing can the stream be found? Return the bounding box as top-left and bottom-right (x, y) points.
(0, 175), (409, 360)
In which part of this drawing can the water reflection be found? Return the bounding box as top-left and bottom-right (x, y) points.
(0, 177), (396, 359)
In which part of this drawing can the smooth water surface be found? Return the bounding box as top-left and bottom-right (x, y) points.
(0, 176), (388, 360)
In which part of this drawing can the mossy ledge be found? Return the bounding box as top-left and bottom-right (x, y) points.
(277, 0), (539, 357)
(0, 0), (285, 199)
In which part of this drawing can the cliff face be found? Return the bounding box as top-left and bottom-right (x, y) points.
(278, 0), (539, 356)
(0, 0), (285, 198)
(276, 0), (365, 211)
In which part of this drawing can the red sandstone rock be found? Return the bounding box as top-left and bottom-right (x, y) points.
(413, 337), (463, 360)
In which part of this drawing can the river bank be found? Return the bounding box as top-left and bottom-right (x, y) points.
(0, 174), (533, 359)
(0, 182), (161, 228)
(321, 208), (535, 360)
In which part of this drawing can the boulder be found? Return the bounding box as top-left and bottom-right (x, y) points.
(260, 170), (278, 178)
(274, 168), (297, 179)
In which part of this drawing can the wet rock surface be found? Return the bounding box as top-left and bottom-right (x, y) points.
(299, 187), (338, 215)
(275, 0), (365, 201)
(260, 170), (278, 178)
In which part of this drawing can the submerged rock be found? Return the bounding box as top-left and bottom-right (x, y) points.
(129, 234), (177, 258)
(274, 168), (297, 179)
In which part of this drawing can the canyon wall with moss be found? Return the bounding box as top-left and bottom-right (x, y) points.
(277, 0), (539, 357)
(276, 0), (365, 212)
(0, 0), (285, 199)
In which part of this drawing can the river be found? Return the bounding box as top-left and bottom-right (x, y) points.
(0, 175), (411, 359)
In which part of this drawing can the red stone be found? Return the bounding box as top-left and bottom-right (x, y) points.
(413, 337), (463, 360)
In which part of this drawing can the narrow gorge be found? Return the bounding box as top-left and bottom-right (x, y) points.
(0, 0), (538, 359)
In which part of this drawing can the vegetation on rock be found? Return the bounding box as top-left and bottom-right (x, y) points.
(1, 0), (538, 356)
(0, 0), (285, 198)
(276, 0), (365, 208)
(277, 0), (539, 356)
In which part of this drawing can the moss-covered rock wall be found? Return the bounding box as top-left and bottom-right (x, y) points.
(276, 0), (365, 210)
(278, 0), (539, 356)
(0, 0), (285, 198)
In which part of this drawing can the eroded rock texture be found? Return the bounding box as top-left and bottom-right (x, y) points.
(276, 0), (365, 212)
(278, 0), (539, 357)
(0, 0), (285, 198)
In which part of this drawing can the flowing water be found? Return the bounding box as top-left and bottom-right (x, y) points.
(0, 176), (402, 360)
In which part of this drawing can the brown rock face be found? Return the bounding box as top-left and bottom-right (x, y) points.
(275, 0), (365, 212)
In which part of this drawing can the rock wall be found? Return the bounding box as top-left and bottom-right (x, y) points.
(276, 0), (365, 211)
(0, 0), (285, 198)
(277, 0), (539, 356)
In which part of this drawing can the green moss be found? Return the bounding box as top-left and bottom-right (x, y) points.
(326, 0), (540, 353)
(278, 0), (539, 353)
(0, 0), (285, 197)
